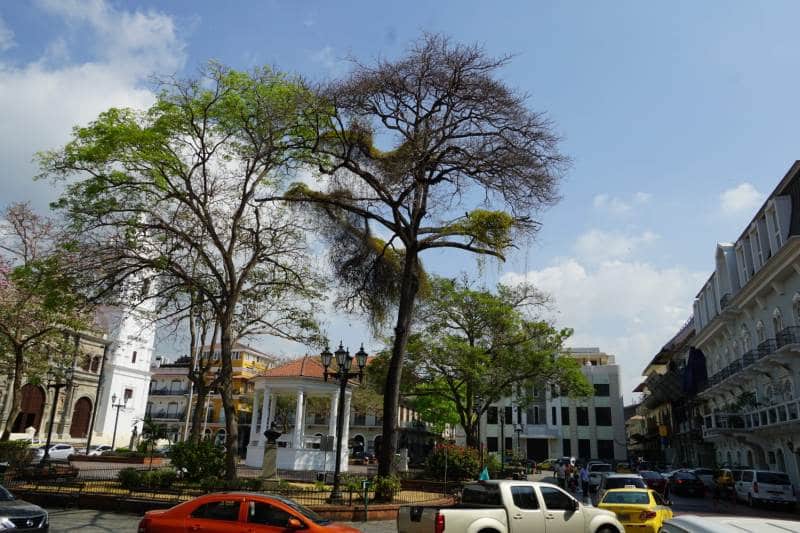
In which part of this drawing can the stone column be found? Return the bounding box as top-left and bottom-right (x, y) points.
(341, 390), (352, 467)
(328, 390), (339, 440)
(252, 389), (262, 437)
(293, 388), (305, 449)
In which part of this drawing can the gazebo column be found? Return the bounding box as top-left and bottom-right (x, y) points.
(328, 390), (339, 441)
(340, 390), (352, 462)
(252, 389), (262, 437)
(259, 387), (271, 445)
(293, 388), (305, 449)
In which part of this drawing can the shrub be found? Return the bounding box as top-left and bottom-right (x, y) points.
(340, 473), (363, 492)
(168, 440), (225, 482)
(372, 474), (401, 502)
(118, 467), (143, 490)
(425, 444), (480, 480)
(485, 454), (502, 478)
(0, 441), (34, 470)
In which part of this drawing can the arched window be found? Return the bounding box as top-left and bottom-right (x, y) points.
(782, 379), (794, 401)
(794, 293), (800, 326)
(756, 321), (766, 344)
(773, 308), (785, 336)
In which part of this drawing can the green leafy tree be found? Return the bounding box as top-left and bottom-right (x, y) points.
(39, 63), (324, 478)
(0, 203), (90, 440)
(402, 277), (592, 449)
(271, 34), (566, 478)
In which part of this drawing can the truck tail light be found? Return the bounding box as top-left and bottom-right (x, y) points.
(639, 511), (657, 520)
(434, 512), (445, 533)
(753, 482), (759, 494)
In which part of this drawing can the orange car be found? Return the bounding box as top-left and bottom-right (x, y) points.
(137, 492), (362, 533)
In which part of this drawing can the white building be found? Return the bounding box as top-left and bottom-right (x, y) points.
(455, 347), (626, 462)
(695, 161), (800, 484)
(91, 279), (157, 448)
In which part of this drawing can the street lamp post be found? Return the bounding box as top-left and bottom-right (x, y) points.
(514, 423), (523, 460)
(110, 394), (128, 450)
(42, 367), (74, 464)
(473, 394), (483, 467)
(499, 409), (506, 468)
(320, 342), (368, 504)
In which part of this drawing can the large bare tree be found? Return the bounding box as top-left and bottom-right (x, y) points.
(271, 35), (567, 483)
(39, 64), (324, 478)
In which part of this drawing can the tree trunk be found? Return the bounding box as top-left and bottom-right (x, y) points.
(219, 321), (238, 480)
(377, 251), (420, 494)
(1, 345), (25, 441)
(189, 387), (207, 443)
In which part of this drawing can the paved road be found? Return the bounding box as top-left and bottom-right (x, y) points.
(47, 509), (396, 533)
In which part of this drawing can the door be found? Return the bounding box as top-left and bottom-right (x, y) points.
(507, 485), (546, 533)
(70, 397), (92, 438)
(12, 385), (45, 433)
(736, 470), (753, 501)
(527, 438), (549, 461)
(537, 485), (583, 533)
(185, 498), (244, 532)
(244, 500), (302, 533)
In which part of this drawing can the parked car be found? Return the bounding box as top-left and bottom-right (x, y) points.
(588, 462), (613, 491)
(0, 484), (48, 531)
(597, 488), (672, 533)
(661, 515), (800, 532)
(734, 470), (796, 508)
(669, 471), (705, 497)
(138, 493), (359, 533)
(595, 473), (648, 504)
(715, 469), (735, 490)
(639, 470), (670, 497)
(30, 444), (75, 462)
(691, 468), (715, 490)
(539, 458), (558, 471)
(87, 445), (113, 456)
(397, 480), (623, 533)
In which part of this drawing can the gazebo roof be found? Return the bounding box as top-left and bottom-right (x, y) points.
(262, 355), (326, 380)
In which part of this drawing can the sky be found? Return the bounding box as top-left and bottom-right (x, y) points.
(2, 0), (800, 402)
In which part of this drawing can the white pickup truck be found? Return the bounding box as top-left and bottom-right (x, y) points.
(397, 480), (623, 533)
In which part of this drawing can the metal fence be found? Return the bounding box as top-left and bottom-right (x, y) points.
(2, 465), (455, 508)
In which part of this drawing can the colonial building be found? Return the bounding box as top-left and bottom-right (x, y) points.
(455, 347), (627, 463)
(693, 161), (800, 483)
(147, 343), (275, 452)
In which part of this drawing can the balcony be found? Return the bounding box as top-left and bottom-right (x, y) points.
(704, 338), (780, 394)
(702, 397), (800, 439)
(149, 388), (190, 396)
(149, 410), (186, 421)
(776, 326), (800, 349)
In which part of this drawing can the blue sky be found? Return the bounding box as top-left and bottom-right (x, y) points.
(2, 0), (800, 400)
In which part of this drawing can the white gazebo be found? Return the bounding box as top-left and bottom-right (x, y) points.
(245, 355), (353, 472)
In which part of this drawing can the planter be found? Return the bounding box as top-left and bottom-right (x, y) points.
(69, 455), (168, 466)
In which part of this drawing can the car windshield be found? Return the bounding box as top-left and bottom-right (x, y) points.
(675, 472), (698, 480)
(272, 496), (330, 525)
(639, 471), (661, 480)
(602, 491), (650, 505)
(0, 486), (14, 501)
(757, 472), (791, 485)
(606, 478), (646, 489)
(591, 464), (612, 472)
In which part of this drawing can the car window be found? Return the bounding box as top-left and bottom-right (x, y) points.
(248, 502), (295, 527)
(191, 500), (241, 521)
(733, 471), (742, 482)
(539, 486), (575, 510)
(602, 491), (650, 504)
(674, 472), (697, 480)
(742, 471), (753, 482)
(653, 492), (666, 506)
(639, 471), (660, 480)
(756, 472), (790, 485)
(510, 486), (539, 510)
(462, 484), (503, 505)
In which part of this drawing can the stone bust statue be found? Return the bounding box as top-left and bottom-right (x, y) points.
(264, 421), (282, 445)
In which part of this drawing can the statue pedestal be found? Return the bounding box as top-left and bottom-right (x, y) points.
(262, 443), (278, 479)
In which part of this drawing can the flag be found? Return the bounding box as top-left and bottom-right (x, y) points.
(479, 467), (490, 480)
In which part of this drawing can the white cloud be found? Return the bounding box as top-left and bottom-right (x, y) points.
(0, 0), (186, 209)
(0, 15), (14, 51)
(592, 192), (652, 215)
(502, 257), (704, 402)
(720, 182), (764, 216)
(573, 229), (659, 263)
(310, 45), (344, 73)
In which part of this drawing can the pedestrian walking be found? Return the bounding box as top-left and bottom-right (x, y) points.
(580, 465), (590, 496)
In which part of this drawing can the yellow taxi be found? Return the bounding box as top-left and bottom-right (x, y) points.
(715, 468), (734, 489)
(597, 488), (673, 532)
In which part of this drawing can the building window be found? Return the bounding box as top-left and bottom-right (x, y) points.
(562, 439), (572, 457)
(533, 406), (540, 425)
(595, 407), (612, 426)
(551, 406), (557, 425)
(504, 406), (512, 423)
(576, 407), (589, 426)
(124, 388), (133, 403)
(505, 437), (513, 452)
(526, 407), (534, 424)
(533, 386), (539, 398)
(593, 384), (610, 397)
(487, 437), (498, 452)
(771, 208), (782, 248)
(561, 407), (570, 425)
(793, 294), (800, 326)
(517, 407), (522, 425)
(551, 385), (559, 398)
(597, 439), (614, 460)
(578, 439), (590, 459)
(487, 406), (498, 425)
(756, 321), (766, 344)
(769, 451), (776, 465)
(131, 351), (137, 364)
